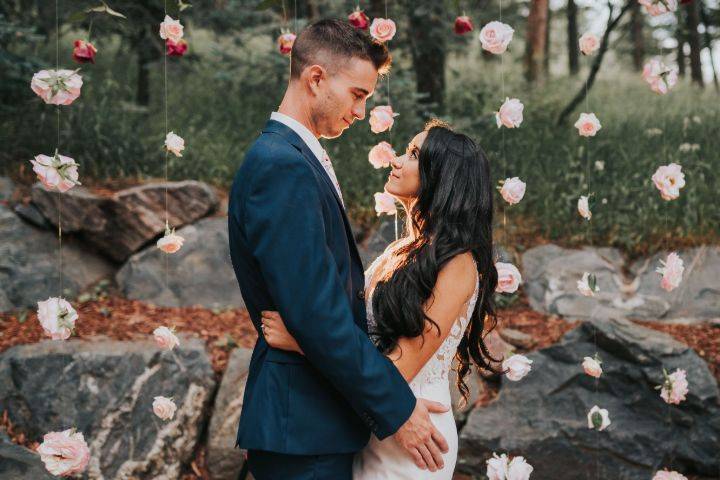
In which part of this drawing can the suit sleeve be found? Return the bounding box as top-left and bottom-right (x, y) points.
(241, 151), (416, 439)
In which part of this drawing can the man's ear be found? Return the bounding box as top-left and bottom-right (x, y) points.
(305, 64), (326, 96)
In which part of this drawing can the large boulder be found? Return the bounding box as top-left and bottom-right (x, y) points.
(522, 244), (720, 323)
(31, 180), (219, 262)
(0, 442), (56, 480)
(0, 336), (216, 480)
(0, 205), (114, 313)
(206, 347), (252, 480)
(358, 218), (397, 268)
(457, 318), (720, 479)
(116, 217), (245, 309)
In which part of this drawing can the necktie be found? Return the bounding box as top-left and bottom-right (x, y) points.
(320, 150), (344, 208)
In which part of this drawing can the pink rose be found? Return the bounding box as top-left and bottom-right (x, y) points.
(278, 31), (296, 55)
(37, 428), (90, 476)
(502, 353), (532, 381)
(454, 15), (474, 35)
(348, 8), (369, 30)
(500, 177), (526, 205)
(574, 112), (601, 137)
(368, 141), (395, 169)
(507, 455), (534, 480)
(587, 405), (611, 431)
(166, 39), (188, 57)
(486, 453), (509, 480)
(31, 69), (83, 106)
(660, 368), (688, 405)
(582, 356), (603, 378)
(656, 252), (684, 292)
(153, 396), (177, 420)
(643, 58), (678, 94)
(369, 18), (396, 43)
(165, 131), (185, 157)
(639, 0), (678, 16)
(153, 326), (180, 350)
(369, 105), (399, 133)
(30, 152), (81, 192)
(496, 97), (524, 129)
(653, 470), (688, 480)
(579, 32), (600, 56)
(578, 195), (592, 220)
(157, 228), (185, 254)
(495, 262), (522, 293)
(37, 297), (78, 340)
(72, 39), (97, 64)
(479, 21), (514, 54)
(374, 191), (397, 216)
(159, 14), (184, 43)
(651, 163), (685, 201)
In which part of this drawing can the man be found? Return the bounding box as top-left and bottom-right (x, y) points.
(228, 19), (448, 480)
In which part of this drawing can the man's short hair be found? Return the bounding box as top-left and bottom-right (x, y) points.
(290, 19), (392, 79)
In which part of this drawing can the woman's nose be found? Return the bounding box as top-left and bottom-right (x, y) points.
(390, 155), (404, 168)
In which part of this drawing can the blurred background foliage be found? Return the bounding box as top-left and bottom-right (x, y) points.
(1, 0), (718, 254)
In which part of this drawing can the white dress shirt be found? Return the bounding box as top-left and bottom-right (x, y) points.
(270, 111), (344, 207)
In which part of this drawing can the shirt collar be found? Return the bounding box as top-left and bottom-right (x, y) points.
(270, 111), (325, 163)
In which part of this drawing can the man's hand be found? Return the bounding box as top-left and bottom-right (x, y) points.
(392, 398), (450, 472)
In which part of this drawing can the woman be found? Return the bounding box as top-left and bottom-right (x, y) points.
(261, 119), (500, 479)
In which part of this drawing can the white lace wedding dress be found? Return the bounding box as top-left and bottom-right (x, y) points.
(353, 245), (480, 480)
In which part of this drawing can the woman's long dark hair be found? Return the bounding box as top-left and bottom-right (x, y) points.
(371, 120), (500, 405)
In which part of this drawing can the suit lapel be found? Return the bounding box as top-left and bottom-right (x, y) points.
(261, 120), (364, 271)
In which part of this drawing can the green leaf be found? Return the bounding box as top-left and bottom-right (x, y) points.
(178, 0), (192, 11)
(103, 3), (127, 19)
(588, 273), (597, 292)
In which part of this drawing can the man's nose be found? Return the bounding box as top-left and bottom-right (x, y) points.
(353, 102), (366, 120)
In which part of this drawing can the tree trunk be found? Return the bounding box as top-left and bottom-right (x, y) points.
(524, 0), (549, 83)
(567, 0), (579, 75)
(699, 0), (720, 92)
(630, 2), (644, 72)
(685, 0), (704, 87)
(676, 8), (686, 78)
(544, 3), (552, 74)
(407, 0), (446, 117)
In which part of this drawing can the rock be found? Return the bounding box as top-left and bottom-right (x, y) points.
(521, 244), (720, 323)
(631, 246), (720, 322)
(498, 328), (535, 350)
(0, 205), (114, 313)
(0, 176), (14, 203)
(0, 336), (216, 480)
(449, 364), (489, 426)
(116, 217), (245, 309)
(457, 318), (720, 479)
(13, 202), (51, 229)
(31, 180), (218, 262)
(206, 347), (252, 480)
(358, 217), (399, 268)
(0, 442), (56, 480)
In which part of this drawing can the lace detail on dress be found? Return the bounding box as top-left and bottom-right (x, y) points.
(364, 248), (480, 388)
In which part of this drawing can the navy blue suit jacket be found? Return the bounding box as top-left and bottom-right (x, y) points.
(228, 120), (416, 455)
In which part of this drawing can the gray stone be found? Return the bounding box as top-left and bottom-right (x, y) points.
(498, 328), (535, 350)
(0, 442), (56, 480)
(32, 180), (219, 262)
(522, 244), (720, 323)
(207, 347), (252, 480)
(0, 205), (114, 313)
(0, 176), (15, 203)
(0, 336), (216, 480)
(13, 202), (51, 229)
(116, 217), (245, 309)
(457, 318), (720, 479)
(358, 217), (400, 268)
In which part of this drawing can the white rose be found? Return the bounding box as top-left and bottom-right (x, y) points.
(165, 131), (185, 157)
(502, 353), (533, 381)
(152, 396), (177, 420)
(587, 405), (611, 431)
(500, 177), (526, 205)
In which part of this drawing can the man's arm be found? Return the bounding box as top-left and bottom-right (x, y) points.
(241, 150), (414, 439)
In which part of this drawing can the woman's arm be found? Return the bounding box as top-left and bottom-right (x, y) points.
(388, 252), (477, 382)
(262, 252), (478, 382)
